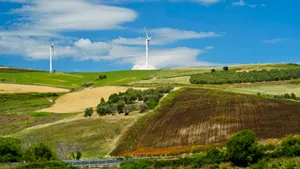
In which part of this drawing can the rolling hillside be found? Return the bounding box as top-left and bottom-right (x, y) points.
(112, 87), (300, 156)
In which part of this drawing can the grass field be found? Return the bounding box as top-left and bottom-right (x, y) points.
(155, 63), (300, 78)
(14, 114), (141, 159)
(136, 76), (191, 84)
(0, 112), (75, 135)
(232, 84), (300, 96)
(0, 70), (158, 89)
(112, 88), (300, 156)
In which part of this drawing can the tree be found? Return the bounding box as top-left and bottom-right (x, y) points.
(23, 143), (56, 162)
(291, 93), (297, 100)
(211, 69), (216, 73)
(117, 101), (125, 114)
(226, 130), (262, 167)
(223, 66), (229, 71)
(139, 103), (148, 113)
(0, 138), (22, 162)
(84, 107), (93, 118)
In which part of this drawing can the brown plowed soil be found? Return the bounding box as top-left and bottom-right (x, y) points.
(112, 88), (300, 156)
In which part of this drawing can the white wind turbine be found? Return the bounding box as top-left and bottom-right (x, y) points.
(49, 43), (54, 73)
(144, 27), (152, 70)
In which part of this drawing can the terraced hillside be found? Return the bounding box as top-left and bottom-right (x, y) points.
(112, 88), (300, 156)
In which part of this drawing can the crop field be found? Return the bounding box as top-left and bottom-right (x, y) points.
(156, 63), (300, 78)
(136, 76), (191, 84)
(232, 84), (300, 96)
(0, 84), (69, 93)
(0, 70), (158, 89)
(16, 115), (138, 159)
(39, 86), (129, 113)
(112, 88), (300, 156)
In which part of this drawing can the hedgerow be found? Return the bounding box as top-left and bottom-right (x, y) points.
(190, 68), (300, 84)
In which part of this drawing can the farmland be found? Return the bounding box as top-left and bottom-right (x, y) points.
(112, 87), (300, 156)
(232, 84), (300, 96)
(0, 70), (158, 89)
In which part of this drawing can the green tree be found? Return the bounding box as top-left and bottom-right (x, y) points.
(117, 101), (125, 114)
(84, 107), (93, 118)
(0, 138), (22, 162)
(226, 130), (262, 167)
(211, 69), (216, 73)
(291, 93), (296, 100)
(23, 143), (56, 162)
(223, 66), (229, 71)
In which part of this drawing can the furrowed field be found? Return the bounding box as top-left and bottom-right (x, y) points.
(112, 88), (300, 156)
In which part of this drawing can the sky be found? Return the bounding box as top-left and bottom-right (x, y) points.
(0, 0), (299, 72)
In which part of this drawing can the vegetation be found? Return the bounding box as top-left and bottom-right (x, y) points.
(223, 66), (229, 71)
(119, 132), (300, 168)
(98, 74), (107, 80)
(0, 70), (158, 88)
(96, 86), (173, 116)
(0, 92), (61, 113)
(17, 117), (134, 158)
(112, 88), (300, 156)
(0, 137), (22, 162)
(190, 68), (300, 84)
(84, 107), (93, 118)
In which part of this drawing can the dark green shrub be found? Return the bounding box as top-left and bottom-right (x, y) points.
(209, 163), (219, 169)
(191, 156), (205, 168)
(119, 160), (150, 169)
(98, 74), (107, 80)
(290, 93), (296, 99)
(284, 93), (290, 99)
(0, 138), (22, 162)
(223, 66), (229, 71)
(96, 103), (115, 116)
(249, 159), (268, 169)
(116, 101), (125, 114)
(211, 69), (216, 73)
(23, 143), (56, 162)
(0, 78), (5, 82)
(84, 107), (93, 118)
(206, 148), (224, 164)
(226, 130), (262, 167)
(81, 82), (93, 88)
(146, 98), (159, 110)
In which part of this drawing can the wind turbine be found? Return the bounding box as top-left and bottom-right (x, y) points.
(49, 43), (54, 73)
(144, 27), (152, 70)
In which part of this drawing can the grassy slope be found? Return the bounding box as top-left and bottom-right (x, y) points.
(112, 87), (300, 156)
(231, 84), (300, 96)
(156, 63), (300, 78)
(0, 70), (158, 89)
(15, 115), (140, 159)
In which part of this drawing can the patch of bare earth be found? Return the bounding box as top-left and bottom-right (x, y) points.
(0, 84), (69, 93)
(39, 86), (130, 113)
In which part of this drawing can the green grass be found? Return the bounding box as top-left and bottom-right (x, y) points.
(155, 63), (300, 79)
(0, 70), (159, 89)
(136, 76), (191, 84)
(16, 117), (135, 159)
(0, 93), (61, 114)
(232, 84), (300, 96)
(28, 112), (52, 117)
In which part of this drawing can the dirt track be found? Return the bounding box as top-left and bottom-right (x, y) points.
(39, 86), (129, 113)
(0, 84), (69, 93)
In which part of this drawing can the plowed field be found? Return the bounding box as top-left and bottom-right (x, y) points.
(112, 88), (300, 156)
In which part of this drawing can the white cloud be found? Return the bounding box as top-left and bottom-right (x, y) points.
(232, 0), (258, 8)
(113, 28), (222, 46)
(194, 0), (221, 6)
(9, 0), (137, 31)
(206, 46), (214, 50)
(263, 38), (286, 44)
(261, 4), (266, 7)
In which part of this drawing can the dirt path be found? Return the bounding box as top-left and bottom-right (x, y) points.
(0, 83), (69, 93)
(39, 86), (129, 113)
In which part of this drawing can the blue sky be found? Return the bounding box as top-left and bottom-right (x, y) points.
(0, 0), (299, 72)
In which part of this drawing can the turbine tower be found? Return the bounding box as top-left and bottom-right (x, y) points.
(144, 27), (151, 70)
(49, 44), (54, 73)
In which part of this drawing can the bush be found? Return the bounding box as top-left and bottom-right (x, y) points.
(0, 78), (5, 82)
(0, 138), (22, 162)
(98, 74), (107, 80)
(84, 107), (93, 118)
(138, 103), (149, 113)
(226, 130), (262, 167)
(116, 101), (125, 114)
(96, 102), (115, 116)
(206, 148), (224, 164)
(223, 66), (229, 71)
(81, 82), (94, 88)
(23, 143), (56, 162)
(211, 69), (216, 73)
(274, 135), (300, 157)
(119, 160), (150, 169)
(290, 93), (296, 100)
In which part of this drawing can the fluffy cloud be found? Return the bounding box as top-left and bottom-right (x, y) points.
(9, 0), (137, 31)
(232, 0), (258, 8)
(113, 28), (222, 46)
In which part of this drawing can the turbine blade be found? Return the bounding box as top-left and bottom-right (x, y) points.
(144, 27), (149, 39)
